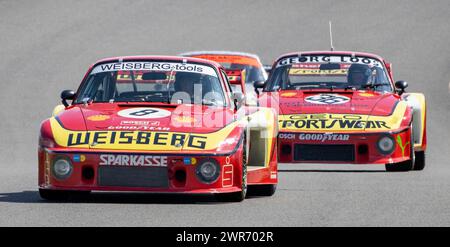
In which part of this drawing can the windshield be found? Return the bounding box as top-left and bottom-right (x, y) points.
(266, 55), (393, 92)
(75, 61), (226, 106)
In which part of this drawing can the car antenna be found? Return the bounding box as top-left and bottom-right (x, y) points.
(329, 21), (334, 51)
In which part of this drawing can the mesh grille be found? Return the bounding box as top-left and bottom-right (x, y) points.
(294, 144), (355, 162)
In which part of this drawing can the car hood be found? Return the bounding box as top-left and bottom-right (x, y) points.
(50, 103), (242, 153)
(277, 90), (399, 115)
(270, 90), (408, 132)
(56, 103), (235, 133)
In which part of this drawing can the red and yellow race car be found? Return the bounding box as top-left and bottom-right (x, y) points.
(38, 56), (278, 201)
(256, 51), (426, 171)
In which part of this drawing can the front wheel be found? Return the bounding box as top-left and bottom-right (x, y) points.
(248, 184), (277, 197)
(385, 161), (413, 172)
(39, 189), (91, 201)
(39, 189), (70, 200)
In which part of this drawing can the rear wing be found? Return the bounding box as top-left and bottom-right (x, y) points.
(225, 69), (246, 95)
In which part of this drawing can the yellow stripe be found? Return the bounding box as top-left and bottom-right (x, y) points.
(279, 102), (407, 132)
(50, 118), (240, 151)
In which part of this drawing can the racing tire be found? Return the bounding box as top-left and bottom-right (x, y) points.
(39, 189), (70, 200)
(248, 184), (277, 197)
(385, 161), (413, 172)
(39, 189), (91, 201)
(413, 151), (426, 170)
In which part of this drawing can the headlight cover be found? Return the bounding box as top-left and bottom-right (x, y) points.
(195, 158), (220, 184)
(377, 135), (396, 155)
(52, 157), (73, 180)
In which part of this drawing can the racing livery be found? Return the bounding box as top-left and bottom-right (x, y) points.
(259, 51), (426, 171)
(38, 56), (278, 201)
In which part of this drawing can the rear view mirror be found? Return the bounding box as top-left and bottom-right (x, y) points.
(253, 80), (265, 95)
(319, 63), (341, 70)
(61, 90), (75, 107)
(142, 72), (167, 80)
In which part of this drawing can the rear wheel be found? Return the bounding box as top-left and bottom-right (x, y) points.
(385, 161), (413, 171)
(248, 184), (277, 197)
(413, 151), (426, 170)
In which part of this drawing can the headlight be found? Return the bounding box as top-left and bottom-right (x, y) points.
(377, 135), (395, 155)
(52, 157), (73, 180)
(195, 158), (220, 184)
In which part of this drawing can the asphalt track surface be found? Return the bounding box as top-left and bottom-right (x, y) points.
(0, 0), (449, 226)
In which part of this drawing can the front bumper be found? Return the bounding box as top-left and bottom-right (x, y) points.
(277, 129), (412, 164)
(38, 149), (243, 194)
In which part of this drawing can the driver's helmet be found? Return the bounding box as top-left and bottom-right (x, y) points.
(173, 72), (198, 95)
(347, 64), (372, 86)
(172, 72), (212, 104)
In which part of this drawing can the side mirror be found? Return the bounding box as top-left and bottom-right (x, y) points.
(395, 81), (408, 95)
(253, 80), (265, 95)
(61, 90), (76, 107)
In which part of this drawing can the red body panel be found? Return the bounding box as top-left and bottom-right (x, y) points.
(38, 56), (277, 195)
(266, 51), (415, 165)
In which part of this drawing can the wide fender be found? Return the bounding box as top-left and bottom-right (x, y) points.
(403, 92), (426, 150)
(245, 107), (278, 167)
(52, 104), (65, 117)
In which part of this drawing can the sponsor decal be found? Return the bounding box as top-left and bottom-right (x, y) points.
(106, 120), (169, 131)
(280, 92), (297, 97)
(282, 101), (369, 108)
(279, 114), (393, 131)
(183, 157), (197, 165)
(107, 126), (170, 131)
(299, 133), (349, 142)
(359, 92), (375, 97)
(87, 115), (110, 121)
(277, 55), (382, 68)
(289, 68), (347, 76)
(174, 116), (197, 123)
(396, 135), (410, 156)
(67, 131), (207, 149)
(73, 154), (86, 162)
(118, 107), (171, 119)
(99, 154), (167, 167)
(304, 94), (350, 105)
(278, 133), (296, 139)
(90, 62), (217, 77)
(120, 120), (159, 126)
(270, 171), (277, 179)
